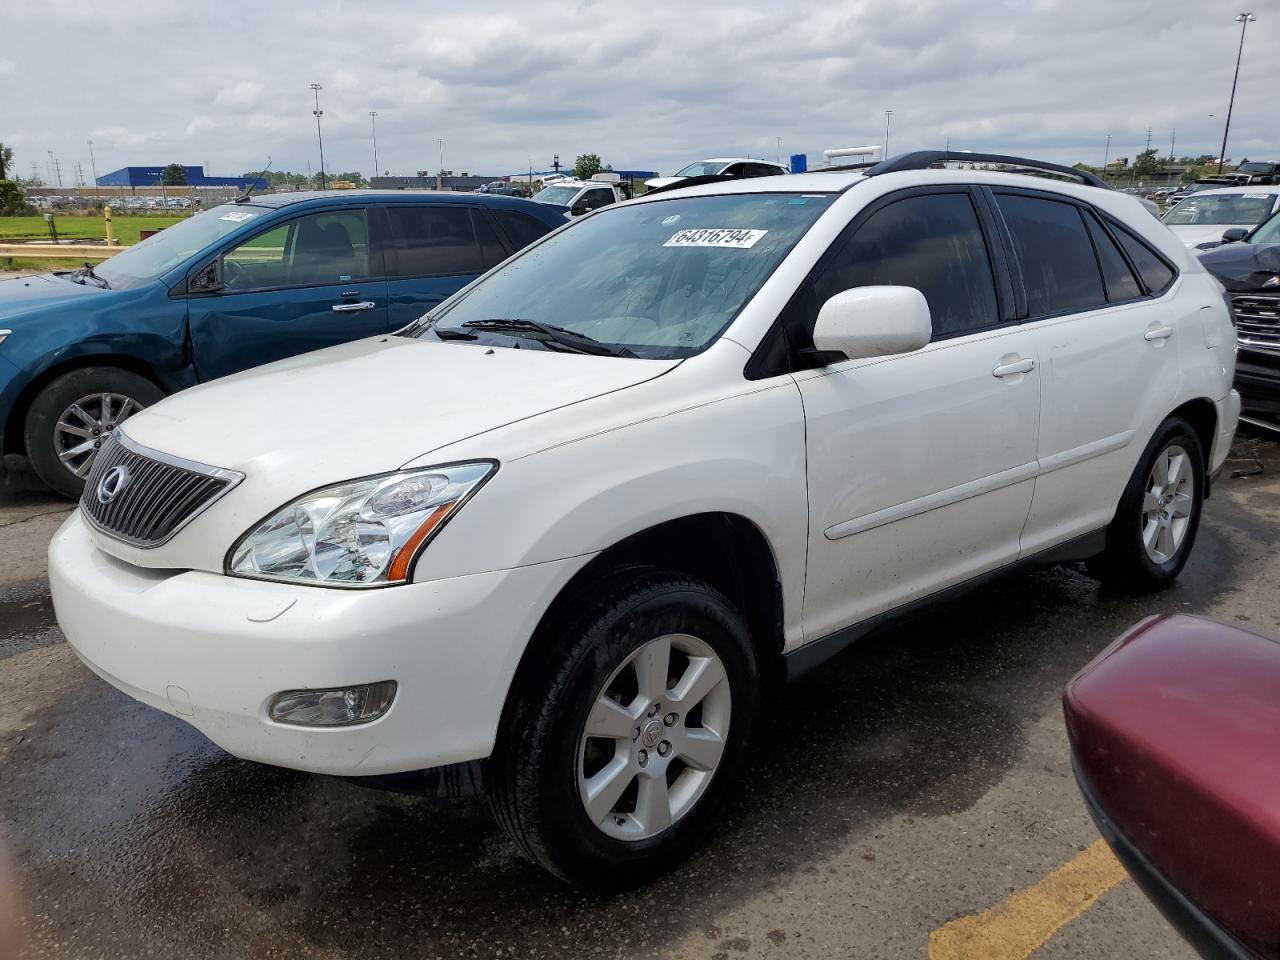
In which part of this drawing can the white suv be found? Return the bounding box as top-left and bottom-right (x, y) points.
(50, 152), (1240, 887)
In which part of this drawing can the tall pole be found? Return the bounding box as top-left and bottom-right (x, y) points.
(368, 111), (379, 180)
(775, 136), (782, 164)
(310, 83), (326, 189)
(1102, 134), (1111, 178)
(437, 138), (444, 174)
(1169, 128), (1176, 163)
(883, 110), (894, 159)
(87, 139), (100, 202)
(1218, 13), (1255, 173)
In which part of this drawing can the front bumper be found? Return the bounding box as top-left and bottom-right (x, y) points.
(1234, 347), (1280, 422)
(49, 511), (589, 776)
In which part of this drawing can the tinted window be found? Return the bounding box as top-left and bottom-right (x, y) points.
(472, 210), (510, 270)
(1083, 211), (1141, 302)
(492, 209), (553, 250)
(585, 188), (615, 210)
(222, 209), (370, 291)
(744, 163), (782, 178)
(385, 205), (480, 278)
(995, 194), (1104, 316)
(1113, 226), (1176, 294)
(801, 192), (999, 340)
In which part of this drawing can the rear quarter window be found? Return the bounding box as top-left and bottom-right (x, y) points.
(492, 209), (554, 250)
(1111, 224), (1177, 295)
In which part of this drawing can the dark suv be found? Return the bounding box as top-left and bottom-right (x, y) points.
(0, 191), (566, 496)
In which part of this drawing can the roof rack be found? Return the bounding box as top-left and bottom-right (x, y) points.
(866, 151), (1108, 189)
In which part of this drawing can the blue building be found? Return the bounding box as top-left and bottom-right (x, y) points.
(96, 166), (265, 189)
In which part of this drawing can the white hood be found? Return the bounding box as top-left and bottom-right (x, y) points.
(1165, 223), (1244, 249)
(126, 336), (676, 479)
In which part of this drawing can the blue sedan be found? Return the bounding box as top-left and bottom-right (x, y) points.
(0, 191), (566, 496)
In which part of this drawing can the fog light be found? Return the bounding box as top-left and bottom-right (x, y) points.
(268, 681), (397, 727)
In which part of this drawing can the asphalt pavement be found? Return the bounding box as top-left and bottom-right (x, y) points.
(2, 435), (1278, 960)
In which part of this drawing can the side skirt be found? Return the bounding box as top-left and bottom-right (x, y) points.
(783, 529), (1107, 680)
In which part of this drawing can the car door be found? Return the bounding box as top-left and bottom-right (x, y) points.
(788, 187), (1041, 640)
(380, 204), (508, 329)
(992, 190), (1184, 554)
(187, 206), (388, 382)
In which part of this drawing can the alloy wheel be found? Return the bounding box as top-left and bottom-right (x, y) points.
(1142, 442), (1194, 564)
(576, 633), (732, 841)
(53, 392), (142, 480)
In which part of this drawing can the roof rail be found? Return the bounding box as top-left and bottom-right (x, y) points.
(809, 160), (881, 174)
(866, 151), (1108, 189)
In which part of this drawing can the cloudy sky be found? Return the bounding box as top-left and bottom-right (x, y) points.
(4, 0), (1278, 184)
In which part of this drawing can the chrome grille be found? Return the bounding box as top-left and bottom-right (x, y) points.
(79, 432), (244, 548)
(1233, 293), (1280, 354)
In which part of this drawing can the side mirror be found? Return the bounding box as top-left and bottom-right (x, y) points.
(570, 199), (590, 216)
(187, 260), (222, 294)
(1221, 227), (1249, 244)
(812, 286), (932, 361)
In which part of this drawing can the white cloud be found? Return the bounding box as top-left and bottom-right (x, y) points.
(2, 0), (1276, 182)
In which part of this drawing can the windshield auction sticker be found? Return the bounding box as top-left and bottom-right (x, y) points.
(218, 211), (257, 222)
(664, 228), (767, 249)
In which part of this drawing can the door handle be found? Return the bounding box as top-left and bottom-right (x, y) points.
(992, 357), (1036, 378)
(1144, 325), (1174, 341)
(332, 301), (376, 312)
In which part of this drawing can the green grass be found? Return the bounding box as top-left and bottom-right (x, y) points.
(0, 213), (189, 244)
(0, 213), (190, 272)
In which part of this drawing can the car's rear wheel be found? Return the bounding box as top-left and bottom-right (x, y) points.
(23, 367), (163, 499)
(1088, 416), (1205, 591)
(489, 570), (760, 887)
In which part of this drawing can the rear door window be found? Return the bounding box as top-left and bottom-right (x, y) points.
(1083, 211), (1142, 302)
(492, 209), (554, 250)
(384, 205), (482, 278)
(994, 194), (1105, 317)
(1112, 226), (1176, 295)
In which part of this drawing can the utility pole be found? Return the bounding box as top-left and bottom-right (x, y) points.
(52, 156), (63, 188)
(883, 110), (894, 158)
(775, 136), (782, 164)
(436, 138), (444, 190)
(310, 83), (327, 189)
(1102, 134), (1111, 178)
(368, 111), (379, 182)
(1218, 12), (1256, 173)
(1169, 128), (1176, 163)
(87, 139), (100, 202)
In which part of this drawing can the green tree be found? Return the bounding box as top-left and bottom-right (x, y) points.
(161, 163), (187, 186)
(1132, 148), (1160, 178)
(0, 180), (32, 216)
(0, 143), (12, 181)
(573, 153), (604, 180)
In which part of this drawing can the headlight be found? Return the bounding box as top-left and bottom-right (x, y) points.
(228, 462), (495, 587)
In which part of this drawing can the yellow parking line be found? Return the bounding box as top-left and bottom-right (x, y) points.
(928, 839), (1128, 960)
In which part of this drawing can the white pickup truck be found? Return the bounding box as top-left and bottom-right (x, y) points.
(531, 173), (631, 217)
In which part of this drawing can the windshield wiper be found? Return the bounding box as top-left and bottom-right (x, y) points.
(73, 262), (111, 289)
(461, 318), (635, 358)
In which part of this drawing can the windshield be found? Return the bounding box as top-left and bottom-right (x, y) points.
(1183, 182), (1219, 195)
(1249, 212), (1280, 244)
(674, 161), (729, 178)
(532, 185), (579, 205)
(93, 203), (266, 289)
(1163, 193), (1276, 226)
(1238, 162), (1273, 174)
(418, 192), (834, 359)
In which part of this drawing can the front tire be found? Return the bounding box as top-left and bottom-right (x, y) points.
(1089, 416), (1205, 592)
(23, 367), (164, 499)
(489, 571), (761, 887)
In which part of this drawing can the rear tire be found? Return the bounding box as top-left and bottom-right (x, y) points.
(488, 570), (761, 888)
(23, 367), (163, 499)
(1088, 417), (1205, 592)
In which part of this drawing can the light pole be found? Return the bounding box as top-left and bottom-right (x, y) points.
(87, 139), (100, 203)
(310, 83), (326, 189)
(368, 111), (379, 182)
(883, 110), (894, 158)
(775, 136), (783, 164)
(437, 138), (444, 174)
(1218, 12), (1255, 173)
(1102, 134), (1111, 179)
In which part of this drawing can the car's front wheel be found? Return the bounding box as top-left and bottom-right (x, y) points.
(489, 570), (760, 887)
(1089, 416), (1205, 591)
(23, 367), (164, 499)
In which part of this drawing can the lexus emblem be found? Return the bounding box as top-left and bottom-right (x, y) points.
(97, 464), (131, 505)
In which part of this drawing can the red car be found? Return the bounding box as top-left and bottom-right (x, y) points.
(1064, 614), (1280, 959)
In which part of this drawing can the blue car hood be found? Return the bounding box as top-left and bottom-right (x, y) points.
(0, 273), (111, 322)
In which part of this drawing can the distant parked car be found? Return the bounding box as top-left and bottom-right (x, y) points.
(1233, 160), (1280, 185)
(1199, 210), (1280, 433)
(1066, 615), (1280, 959)
(531, 174), (630, 216)
(0, 191), (567, 497)
(1161, 186), (1280, 248)
(644, 158), (789, 191)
